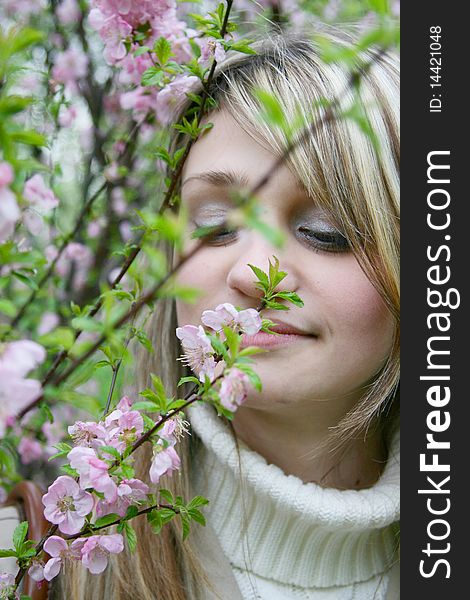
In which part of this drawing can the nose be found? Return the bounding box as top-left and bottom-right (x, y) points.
(226, 233), (300, 305)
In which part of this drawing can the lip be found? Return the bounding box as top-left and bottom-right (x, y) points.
(240, 320), (315, 350)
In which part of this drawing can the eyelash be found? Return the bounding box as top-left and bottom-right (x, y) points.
(192, 223), (350, 253)
(297, 226), (350, 253)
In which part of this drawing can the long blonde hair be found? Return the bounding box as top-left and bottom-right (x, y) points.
(60, 28), (399, 600)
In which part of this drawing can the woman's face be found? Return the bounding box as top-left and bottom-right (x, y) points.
(175, 110), (394, 414)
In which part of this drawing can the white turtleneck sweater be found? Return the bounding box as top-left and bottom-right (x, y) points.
(188, 404), (400, 600)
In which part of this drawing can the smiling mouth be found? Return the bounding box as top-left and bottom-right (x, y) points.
(240, 323), (316, 350)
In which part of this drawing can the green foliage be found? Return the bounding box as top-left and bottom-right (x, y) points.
(248, 256), (304, 311)
(154, 37), (173, 66)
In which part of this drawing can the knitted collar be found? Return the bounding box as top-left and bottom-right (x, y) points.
(188, 403), (400, 588)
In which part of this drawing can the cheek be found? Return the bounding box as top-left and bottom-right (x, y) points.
(319, 260), (395, 360)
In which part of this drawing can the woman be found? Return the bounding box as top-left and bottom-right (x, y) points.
(59, 27), (400, 600)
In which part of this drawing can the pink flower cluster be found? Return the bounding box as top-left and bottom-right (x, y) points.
(87, 0), (201, 125)
(0, 161), (19, 243)
(176, 303), (262, 411)
(0, 340), (46, 437)
(0, 572), (19, 599)
(89, 0), (191, 64)
(41, 396), (184, 532)
(32, 395), (188, 580)
(30, 532), (124, 582)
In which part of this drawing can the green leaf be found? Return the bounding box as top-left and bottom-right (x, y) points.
(159, 489), (174, 504)
(0, 95), (33, 116)
(13, 522), (28, 553)
(254, 89), (285, 127)
(187, 495), (209, 510)
(229, 40), (256, 55)
(71, 316), (103, 333)
(272, 291), (304, 307)
(124, 505), (139, 521)
(122, 521), (138, 552)
(141, 66), (164, 87)
(93, 513), (120, 529)
(181, 514), (191, 540)
(10, 130), (47, 147)
(367, 0), (389, 15)
(99, 445), (122, 460)
(153, 37), (173, 66)
(0, 298), (16, 317)
(11, 270), (38, 290)
(177, 376), (200, 388)
(10, 28), (45, 54)
(131, 401), (160, 412)
(119, 462), (135, 479)
(247, 264), (269, 290)
(167, 398), (189, 411)
(48, 442), (72, 462)
(134, 45), (151, 57)
(188, 508), (205, 526)
(0, 548), (17, 558)
(39, 402), (54, 424)
(147, 509), (163, 534)
(268, 256), (286, 289)
(61, 464), (79, 478)
(38, 327), (75, 351)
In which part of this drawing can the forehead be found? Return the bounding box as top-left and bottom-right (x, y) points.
(181, 110), (305, 199)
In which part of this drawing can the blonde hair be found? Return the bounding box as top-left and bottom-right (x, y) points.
(60, 28), (399, 599)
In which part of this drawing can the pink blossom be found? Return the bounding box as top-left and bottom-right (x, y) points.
(119, 221), (133, 242)
(68, 421), (108, 449)
(65, 242), (93, 263)
(78, 533), (124, 574)
(156, 75), (200, 125)
(58, 104), (78, 127)
(45, 244), (58, 264)
(197, 37), (226, 68)
(158, 419), (177, 445)
(22, 209), (44, 235)
(0, 340), (46, 378)
(120, 86), (156, 120)
(42, 475), (94, 535)
(55, 242), (93, 290)
(87, 217), (105, 238)
(56, 0), (81, 25)
(118, 51), (153, 86)
(52, 47), (88, 89)
(27, 560), (45, 582)
(88, 10), (132, 64)
(18, 437), (43, 464)
(219, 368), (251, 412)
(104, 409), (143, 453)
(43, 536), (83, 581)
(0, 162), (14, 187)
(38, 311), (60, 336)
(0, 186), (20, 242)
(175, 324), (217, 382)
(201, 303), (262, 336)
(0, 375), (42, 437)
(2, 0), (46, 17)
(237, 308), (263, 335)
(96, 478), (149, 518)
(0, 572), (18, 599)
(68, 447), (118, 502)
(149, 444), (181, 483)
(111, 187), (127, 215)
(23, 174), (59, 212)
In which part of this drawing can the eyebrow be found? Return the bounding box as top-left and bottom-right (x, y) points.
(181, 169), (251, 189)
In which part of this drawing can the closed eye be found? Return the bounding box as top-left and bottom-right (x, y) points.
(297, 226), (350, 253)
